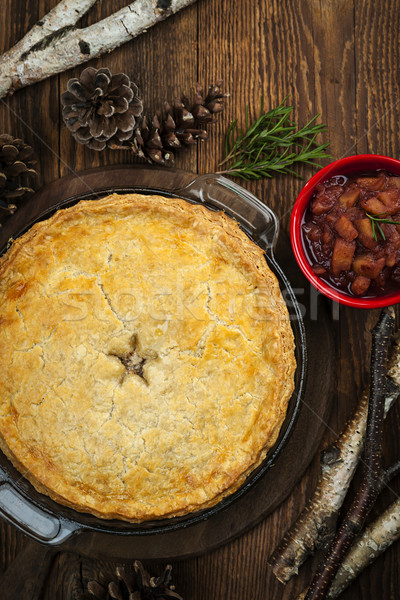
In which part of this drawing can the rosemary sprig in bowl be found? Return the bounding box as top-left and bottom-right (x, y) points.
(366, 212), (400, 241)
(217, 99), (330, 180)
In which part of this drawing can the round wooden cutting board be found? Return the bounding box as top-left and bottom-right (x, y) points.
(0, 165), (335, 560)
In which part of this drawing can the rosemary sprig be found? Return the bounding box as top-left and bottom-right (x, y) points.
(217, 98), (330, 180)
(366, 212), (400, 241)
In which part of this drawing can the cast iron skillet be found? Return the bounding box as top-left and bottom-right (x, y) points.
(0, 173), (307, 560)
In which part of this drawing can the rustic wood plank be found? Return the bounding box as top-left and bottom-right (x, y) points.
(355, 0), (400, 157)
(345, 3), (400, 599)
(0, 519), (26, 576)
(1, 540), (55, 600)
(197, 0), (331, 231)
(40, 552), (83, 600)
(0, 0), (60, 185)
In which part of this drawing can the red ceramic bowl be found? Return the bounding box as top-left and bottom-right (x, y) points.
(290, 154), (400, 308)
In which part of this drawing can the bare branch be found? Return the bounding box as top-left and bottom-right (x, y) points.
(268, 330), (400, 584)
(0, 0), (99, 86)
(297, 459), (400, 599)
(326, 496), (400, 598)
(269, 393), (368, 582)
(383, 459), (400, 484)
(0, 0), (98, 63)
(304, 307), (395, 600)
(0, 0), (196, 99)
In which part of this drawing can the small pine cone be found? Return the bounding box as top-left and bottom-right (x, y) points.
(0, 134), (38, 226)
(62, 67), (143, 151)
(133, 561), (183, 599)
(82, 562), (183, 600)
(109, 81), (228, 165)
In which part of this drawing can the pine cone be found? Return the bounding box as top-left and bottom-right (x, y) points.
(82, 561), (183, 600)
(133, 561), (183, 600)
(61, 67), (143, 151)
(0, 134), (38, 226)
(108, 81), (228, 165)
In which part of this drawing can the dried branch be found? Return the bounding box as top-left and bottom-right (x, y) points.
(0, 0), (98, 73)
(268, 329), (400, 584)
(327, 495), (400, 598)
(303, 307), (395, 600)
(383, 459), (400, 484)
(0, 0), (196, 100)
(269, 394), (368, 582)
(296, 460), (400, 599)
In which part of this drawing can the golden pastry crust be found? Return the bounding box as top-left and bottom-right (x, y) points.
(0, 193), (296, 521)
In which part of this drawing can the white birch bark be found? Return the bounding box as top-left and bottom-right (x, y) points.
(0, 0), (99, 95)
(269, 333), (400, 584)
(326, 497), (400, 598)
(0, 0), (99, 68)
(0, 0), (196, 99)
(327, 499), (400, 600)
(297, 498), (400, 600)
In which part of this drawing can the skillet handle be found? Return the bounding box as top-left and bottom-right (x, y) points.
(0, 465), (79, 545)
(175, 173), (280, 250)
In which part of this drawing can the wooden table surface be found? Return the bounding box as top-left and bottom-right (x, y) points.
(1, 1), (400, 598)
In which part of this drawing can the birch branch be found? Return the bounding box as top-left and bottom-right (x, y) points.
(304, 307), (395, 600)
(0, 0), (99, 71)
(268, 329), (400, 584)
(0, 0), (196, 100)
(296, 460), (400, 600)
(327, 495), (400, 598)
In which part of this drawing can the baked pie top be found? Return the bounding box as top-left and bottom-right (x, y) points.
(0, 193), (295, 521)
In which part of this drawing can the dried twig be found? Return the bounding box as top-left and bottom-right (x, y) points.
(296, 460), (400, 599)
(303, 307), (395, 600)
(268, 329), (400, 584)
(327, 494), (400, 598)
(0, 0), (196, 99)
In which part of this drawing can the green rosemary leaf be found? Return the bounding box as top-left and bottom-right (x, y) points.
(376, 222), (386, 241)
(366, 212), (400, 241)
(372, 217), (400, 225)
(218, 99), (330, 180)
(371, 219), (377, 242)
